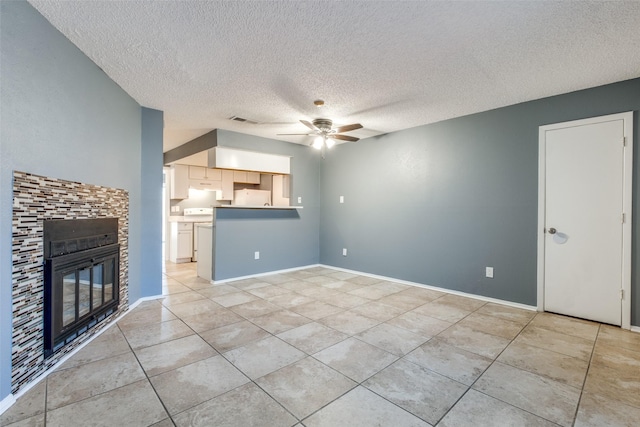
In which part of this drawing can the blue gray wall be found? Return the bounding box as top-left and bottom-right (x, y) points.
(213, 130), (320, 280)
(0, 1), (162, 401)
(140, 108), (164, 299)
(320, 78), (640, 326)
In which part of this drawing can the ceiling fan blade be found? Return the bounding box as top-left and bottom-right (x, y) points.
(300, 120), (318, 131)
(329, 134), (359, 142)
(334, 123), (363, 133)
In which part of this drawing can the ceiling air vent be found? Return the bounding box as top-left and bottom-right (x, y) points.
(228, 116), (258, 125)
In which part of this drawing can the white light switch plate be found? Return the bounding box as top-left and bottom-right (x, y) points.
(343, 248), (347, 256)
(486, 267), (494, 278)
(254, 251), (260, 260)
(340, 196), (344, 204)
(298, 196), (302, 204)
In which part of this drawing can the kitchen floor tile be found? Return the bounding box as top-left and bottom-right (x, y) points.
(363, 358), (467, 425)
(56, 324), (131, 370)
(475, 302), (536, 325)
(405, 337), (491, 385)
(135, 334), (217, 377)
(410, 300), (471, 323)
(356, 322), (429, 356)
(149, 355), (249, 415)
(249, 309), (311, 334)
(255, 357), (356, 419)
(289, 300), (344, 320)
(386, 310), (452, 337)
(46, 380), (167, 427)
(228, 299), (281, 318)
(313, 337), (398, 382)
(223, 336), (305, 379)
(348, 300), (405, 322)
(515, 325), (594, 361)
(497, 341), (589, 388)
(199, 319), (269, 353)
(439, 389), (557, 427)
(246, 284), (291, 299)
(211, 291), (260, 307)
(530, 312), (600, 341)
(180, 309), (244, 333)
(277, 322), (349, 354)
(436, 324), (511, 359)
(47, 352), (146, 410)
(303, 386), (429, 427)
(317, 310), (380, 335)
(596, 324), (640, 353)
(473, 362), (581, 427)
(457, 311), (525, 339)
(121, 318), (193, 350)
(266, 292), (316, 308)
(0, 379), (45, 426)
(583, 362), (640, 408)
(574, 391), (640, 426)
(173, 383), (297, 427)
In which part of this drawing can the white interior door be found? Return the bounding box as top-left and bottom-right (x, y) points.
(539, 113), (633, 327)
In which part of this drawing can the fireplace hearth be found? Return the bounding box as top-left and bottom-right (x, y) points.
(43, 218), (120, 357)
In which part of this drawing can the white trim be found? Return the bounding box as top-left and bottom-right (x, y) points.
(1, 295), (163, 414)
(319, 264), (538, 312)
(212, 264), (321, 284)
(631, 326), (640, 334)
(537, 112), (633, 330)
(0, 394), (16, 415)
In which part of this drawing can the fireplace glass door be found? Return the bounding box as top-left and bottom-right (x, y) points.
(44, 244), (119, 356)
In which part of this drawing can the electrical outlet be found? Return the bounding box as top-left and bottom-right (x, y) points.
(486, 267), (494, 278)
(254, 251), (260, 260)
(298, 196), (302, 204)
(340, 196), (344, 204)
(343, 248), (347, 256)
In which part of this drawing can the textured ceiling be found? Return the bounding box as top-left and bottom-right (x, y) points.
(29, 1), (640, 152)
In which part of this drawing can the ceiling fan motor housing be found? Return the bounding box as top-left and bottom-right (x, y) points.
(312, 118), (333, 132)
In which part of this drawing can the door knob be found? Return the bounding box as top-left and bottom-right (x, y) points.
(548, 227), (557, 234)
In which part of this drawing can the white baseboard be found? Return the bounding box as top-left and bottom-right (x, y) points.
(319, 264), (538, 312)
(212, 264), (321, 285)
(0, 393), (16, 415)
(631, 325), (640, 334)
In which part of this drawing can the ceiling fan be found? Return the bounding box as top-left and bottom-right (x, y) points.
(278, 118), (363, 150)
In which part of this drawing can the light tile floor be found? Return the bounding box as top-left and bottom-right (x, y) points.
(2, 263), (640, 426)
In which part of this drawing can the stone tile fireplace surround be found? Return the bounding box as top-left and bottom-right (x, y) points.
(11, 171), (129, 394)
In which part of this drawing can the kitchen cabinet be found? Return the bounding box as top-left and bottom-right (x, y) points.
(190, 166), (222, 181)
(217, 170), (234, 201)
(196, 224), (213, 281)
(170, 165), (189, 199)
(234, 171), (260, 184)
(169, 222), (193, 263)
(271, 174), (290, 206)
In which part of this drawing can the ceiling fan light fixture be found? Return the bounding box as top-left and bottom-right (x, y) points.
(325, 137), (335, 148)
(313, 136), (324, 150)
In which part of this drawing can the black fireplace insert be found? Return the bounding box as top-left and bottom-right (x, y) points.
(43, 218), (120, 357)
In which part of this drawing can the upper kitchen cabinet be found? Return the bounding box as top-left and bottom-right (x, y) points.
(209, 147), (290, 174)
(233, 171), (260, 184)
(170, 164), (189, 199)
(189, 166), (222, 181)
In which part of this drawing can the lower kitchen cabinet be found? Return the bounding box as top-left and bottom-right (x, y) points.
(169, 222), (193, 263)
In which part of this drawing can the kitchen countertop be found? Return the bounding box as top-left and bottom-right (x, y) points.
(216, 205), (303, 210)
(168, 215), (214, 222)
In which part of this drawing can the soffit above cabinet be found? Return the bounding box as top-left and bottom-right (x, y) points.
(208, 147), (290, 175)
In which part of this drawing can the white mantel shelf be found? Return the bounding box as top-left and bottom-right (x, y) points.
(216, 205), (303, 210)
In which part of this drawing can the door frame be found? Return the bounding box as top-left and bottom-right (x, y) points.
(537, 111), (633, 329)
